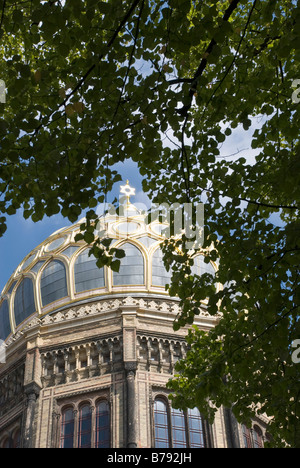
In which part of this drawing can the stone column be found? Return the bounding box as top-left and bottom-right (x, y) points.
(121, 300), (138, 448)
(125, 362), (137, 448)
(23, 344), (42, 448)
(23, 382), (41, 448)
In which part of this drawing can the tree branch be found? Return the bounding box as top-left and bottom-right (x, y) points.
(177, 0), (242, 117)
(240, 197), (298, 211)
(29, 0), (143, 140)
(202, 0), (258, 116)
(0, 0), (6, 30)
(111, 0), (145, 124)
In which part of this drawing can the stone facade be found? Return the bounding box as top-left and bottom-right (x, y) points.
(0, 190), (269, 448)
(0, 295), (268, 448)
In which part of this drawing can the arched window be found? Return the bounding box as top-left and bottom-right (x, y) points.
(41, 261), (68, 306)
(188, 408), (205, 447)
(0, 429), (21, 449)
(152, 248), (172, 287)
(60, 407), (75, 449)
(242, 425), (252, 448)
(12, 429), (21, 448)
(14, 278), (35, 327)
(1, 437), (10, 448)
(253, 425), (263, 448)
(192, 255), (216, 278)
(95, 401), (110, 448)
(74, 249), (105, 293)
(59, 399), (110, 449)
(154, 398), (207, 448)
(242, 424), (264, 448)
(0, 300), (11, 340)
(192, 255), (216, 292)
(78, 404), (92, 448)
(113, 243), (144, 286)
(154, 399), (169, 448)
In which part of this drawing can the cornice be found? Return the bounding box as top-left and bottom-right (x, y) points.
(2, 296), (220, 356)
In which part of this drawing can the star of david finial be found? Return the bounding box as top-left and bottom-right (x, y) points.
(120, 180), (136, 203)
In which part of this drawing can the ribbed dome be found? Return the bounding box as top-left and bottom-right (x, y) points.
(0, 189), (217, 342)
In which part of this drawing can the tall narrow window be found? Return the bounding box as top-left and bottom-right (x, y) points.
(242, 425), (252, 448)
(1, 437), (10, 448)
(60, 408), (74, 449)
(171, 408), (186, 448)
(113, 243), (144, 286)
(152, 248), (172, 287)
(0, 429), (21, 449)
(95, 401), (110, 448)
(41, 260), (68, 306)
(154, 399), (169, 448)
(192, 255), (216, 291)
(14, 278), (35, 327)
(0, 300), (11, 340)
(74, 249), (105, 293)
(253, 426), (263, 448)
(188, 408), (205, 448)
(192, 255), (216, 277)
(78, 405), (92, 448)
(13, 429), (21, 449)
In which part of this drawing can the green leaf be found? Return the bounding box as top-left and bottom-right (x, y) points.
(84, 232), (95, 244)
(110, 259), (121, 272)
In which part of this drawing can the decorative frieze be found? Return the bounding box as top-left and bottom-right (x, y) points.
(4, 296), (219, 350)
(40, 337), (123, 388)
(137, 335), (187, 374)
(39, 331), (188, 389)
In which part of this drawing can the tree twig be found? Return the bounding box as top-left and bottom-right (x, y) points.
(29, 0), (143, 140)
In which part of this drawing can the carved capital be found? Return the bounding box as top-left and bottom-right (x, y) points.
(124, 361), (137, 376)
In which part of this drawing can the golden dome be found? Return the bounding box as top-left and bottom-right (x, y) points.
(0, 183), (217, 342)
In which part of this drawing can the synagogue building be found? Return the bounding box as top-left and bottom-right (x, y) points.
(0, 182), (268, 448)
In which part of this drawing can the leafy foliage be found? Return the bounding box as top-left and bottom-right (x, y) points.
(0, 0), (299, 447)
